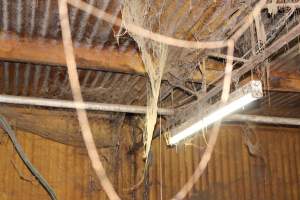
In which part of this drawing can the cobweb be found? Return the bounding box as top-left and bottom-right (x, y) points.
(122, 0), (168, 163)
(58, 0), (278, 199)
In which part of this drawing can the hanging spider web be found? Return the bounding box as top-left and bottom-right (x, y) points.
(122, 0), (168, 163)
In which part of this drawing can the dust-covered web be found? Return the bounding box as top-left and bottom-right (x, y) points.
(122, 0), (168, 164)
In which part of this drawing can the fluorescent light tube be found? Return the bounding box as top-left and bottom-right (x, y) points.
(168, 80), (263, 145)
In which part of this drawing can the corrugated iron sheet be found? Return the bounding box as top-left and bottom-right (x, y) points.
(0, 0), (136, 50)
(0, 62), (147, 105)
(146, 125), (300, 200)
(0, 0), (240, 110)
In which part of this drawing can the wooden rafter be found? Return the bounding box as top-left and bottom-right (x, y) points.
(0, 32), (224, 77)
(198, 22), (300, 103)
(0, 105), (115, 148)
(0, 32), (144, 74)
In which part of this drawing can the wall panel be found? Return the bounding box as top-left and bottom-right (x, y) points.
(146, 125), (300, 200)
(1, 120), (300, 200)
(0, 123), (134, 200)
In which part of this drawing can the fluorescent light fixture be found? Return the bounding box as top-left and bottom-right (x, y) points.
(167, 80), (263, 145)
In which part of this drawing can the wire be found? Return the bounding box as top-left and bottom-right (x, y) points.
(159, 107), (163, 200)
(0, 115), (57, 200)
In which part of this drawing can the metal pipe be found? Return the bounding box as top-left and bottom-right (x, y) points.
(226, 114), (300, 126)
(1, 95), (299, 125)
(0, 95), (174, 115)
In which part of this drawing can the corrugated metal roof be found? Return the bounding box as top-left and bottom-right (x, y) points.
(0, 62), (147, 105)
(0, 0), (299, 120)
(0, 0), (136, 50)
(0, 2), (300, 200)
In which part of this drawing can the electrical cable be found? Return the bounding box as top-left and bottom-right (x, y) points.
(0, 115), (57, 200)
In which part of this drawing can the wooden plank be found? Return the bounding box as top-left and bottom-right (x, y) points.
(239, 70), (300, 93)
(269, 71), (300, 92)
(271, 70), (300, 80)
(0, 32), (145, 74)
(0, 32), (224, 79)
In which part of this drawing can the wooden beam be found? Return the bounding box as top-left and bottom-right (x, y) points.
(239, 70), (300, 92)
(269, 71), (300, 92)
(0, 32), (224, 77)
(270, 78), (300, 92)
(191, 68), (223, 83)
(198, 23), (300, 102)
(0, 32), (145, 74)
(0, 105), (116, 148)
(271, 70), (300, 80)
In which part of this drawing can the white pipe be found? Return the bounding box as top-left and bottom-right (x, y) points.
(226, 114), (300, 126)
(1, 95), (299, 126)
(0, 95), (174, 115)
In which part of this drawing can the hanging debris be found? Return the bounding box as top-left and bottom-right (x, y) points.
(122, 0), (168, 163)
(267, 0), (278, 16)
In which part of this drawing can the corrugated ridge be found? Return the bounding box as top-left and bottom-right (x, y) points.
(0, 62), (146, 105)
(147, 126), (300, 200)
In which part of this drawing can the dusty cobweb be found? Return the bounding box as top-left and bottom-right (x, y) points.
(122, 0), (168, 164)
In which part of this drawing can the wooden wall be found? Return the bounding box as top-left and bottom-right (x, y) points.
(0, 120), (135, 200)
(145, 125), (300, 200)
(1, 115), (300, 200)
